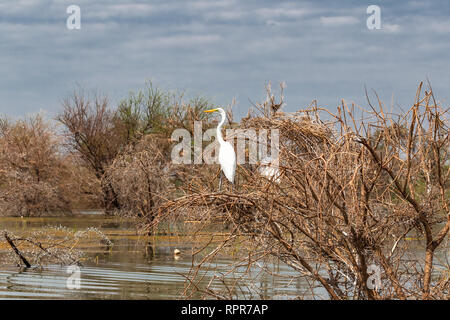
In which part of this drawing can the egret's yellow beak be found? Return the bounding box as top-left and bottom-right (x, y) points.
(204, 108), (219, 113)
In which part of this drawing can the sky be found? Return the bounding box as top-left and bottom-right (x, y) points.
(1, 0), (450, 120)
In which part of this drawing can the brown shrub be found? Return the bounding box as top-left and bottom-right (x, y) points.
(104, 134), (173, 224)
(154, 82), (449, 300)
(0, 115), (71, 216)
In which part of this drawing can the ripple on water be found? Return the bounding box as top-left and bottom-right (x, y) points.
(0, 261), (190, 299)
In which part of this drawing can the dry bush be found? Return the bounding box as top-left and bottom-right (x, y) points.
(60, 154), (103, 210)
(57, 90), (124, 213)
(153, 82), (449, 300)
(101, 83), (217, 224)
(1, 227), (111, 268)
(104, 134), (173, 225)
(0, 115), (72, 216)
(58, 84), (214, 215)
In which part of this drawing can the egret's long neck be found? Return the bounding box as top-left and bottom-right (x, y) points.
(216, 111), (226, 145)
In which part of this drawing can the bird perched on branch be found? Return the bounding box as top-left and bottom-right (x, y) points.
(258, 155), (281, 183)
(204, 108), (236, 189)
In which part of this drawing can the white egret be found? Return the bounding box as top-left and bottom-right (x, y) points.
(204, 108), (236, 188)
(258, 155), (281, 183)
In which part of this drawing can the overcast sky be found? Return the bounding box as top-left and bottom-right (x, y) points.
(1, 0), (449, 119)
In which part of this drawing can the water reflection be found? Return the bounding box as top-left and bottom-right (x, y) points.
(0, 214), (305, 299)
(2, 214), (443, 300)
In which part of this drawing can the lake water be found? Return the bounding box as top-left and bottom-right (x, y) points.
(0, 213), (310, 299)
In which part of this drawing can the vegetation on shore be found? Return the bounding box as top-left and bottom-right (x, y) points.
(0, 81), (448, 300)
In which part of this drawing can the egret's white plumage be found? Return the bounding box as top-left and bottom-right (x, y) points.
(204, 108), (236, 184)
(258, 156), (280, 183)
(219, 141), (236, 183)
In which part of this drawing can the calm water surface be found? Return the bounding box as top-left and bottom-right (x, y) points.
(0, 213), (308, 299)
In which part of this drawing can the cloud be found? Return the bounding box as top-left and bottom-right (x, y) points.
(150, 34), (221, 47)
(0, 0), (449, 120)
(320, 16), (359, 26)
(188, 0), (236, 10)
(428, 21), (450, 33)
(256, 7), (309, 19)
(88, 4), (157, 19)
(382, 23), (401, 33)
(204, 10), (245, 21)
